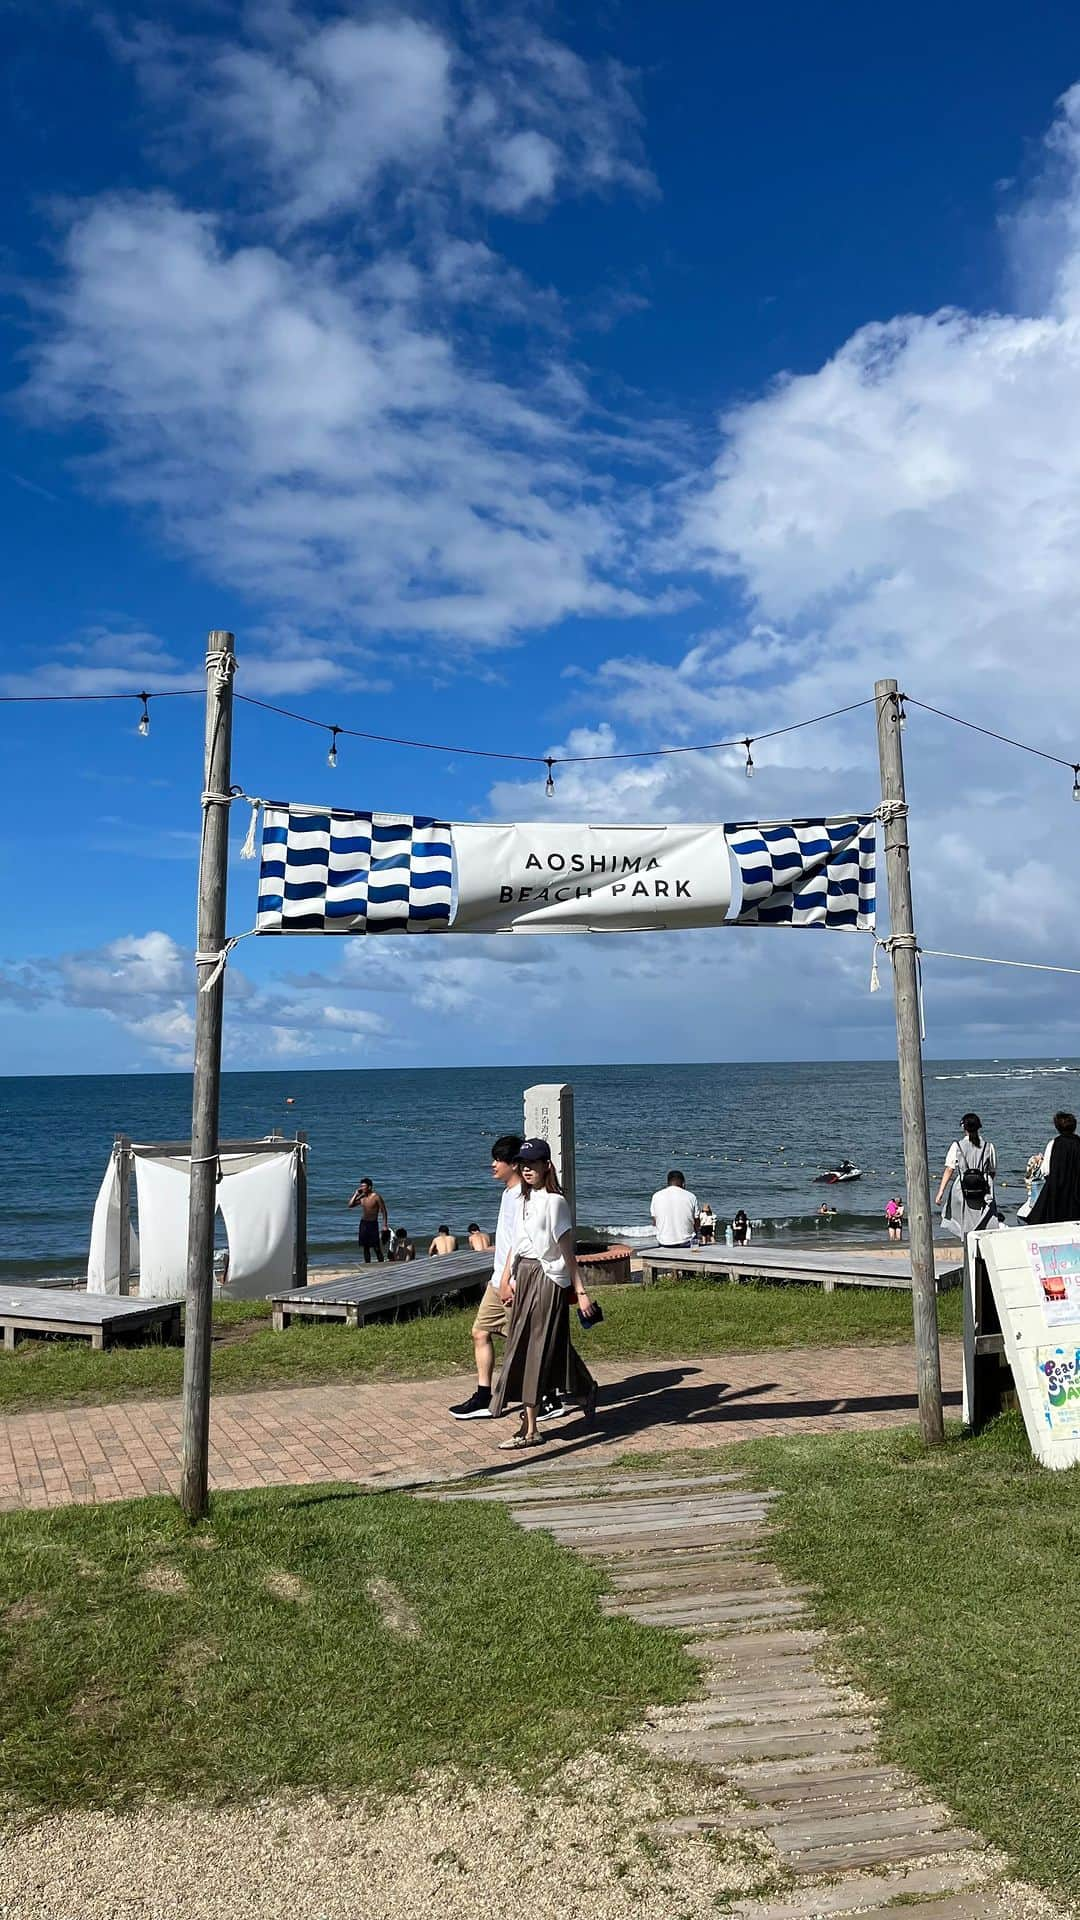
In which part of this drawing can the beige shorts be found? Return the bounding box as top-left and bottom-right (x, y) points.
(472, 1286), (509, 1338)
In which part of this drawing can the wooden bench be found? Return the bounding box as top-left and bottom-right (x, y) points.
(269, 1249), (496, 1329)
(0, 1286), (182, 1351)
(637, 1243), (962, 1294)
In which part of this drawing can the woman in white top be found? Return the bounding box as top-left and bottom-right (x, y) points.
(489, 1138), (597, 1449)
(934, 1111), (999, 1239)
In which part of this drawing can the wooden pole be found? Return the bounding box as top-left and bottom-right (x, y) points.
(294, 1132), (308, 1290)
(875, 677), (944, 1444)
(116, 1136), (131, 1296)
(180, 631), (236, 1521)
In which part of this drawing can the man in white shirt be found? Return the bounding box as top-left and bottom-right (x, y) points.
(450, 1134), (523, 1420)
(650, 1170), (699, 1247)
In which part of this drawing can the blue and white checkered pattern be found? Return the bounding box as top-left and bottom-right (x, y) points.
(256, 805), (453, 934)
(725, 815), (876, 930)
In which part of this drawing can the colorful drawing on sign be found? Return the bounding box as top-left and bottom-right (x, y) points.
(1028, 1238), (1080, 1326)
(1036, 1348), (1080, 1435)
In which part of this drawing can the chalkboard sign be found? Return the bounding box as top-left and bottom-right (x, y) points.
(965, 1223), (1080, 1469)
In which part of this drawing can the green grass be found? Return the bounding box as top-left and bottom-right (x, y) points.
(0, 1484), (696, 1816)
(0, 1280), (961, 1416)
(730, 1412), (1080, 1907)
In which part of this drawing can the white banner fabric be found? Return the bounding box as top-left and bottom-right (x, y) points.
(451, 821), (733, 933)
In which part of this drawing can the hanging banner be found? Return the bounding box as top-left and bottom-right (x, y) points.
(727, 816), (877, 931)
(257, 806), (453, 934)
(254, 804), (876, 936)
(452, 821), (733, 932)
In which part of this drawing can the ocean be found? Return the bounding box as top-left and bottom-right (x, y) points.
(2, 1059), (1077, 1284)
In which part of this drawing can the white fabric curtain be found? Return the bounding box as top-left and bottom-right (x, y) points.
(126, 1148), (297, 1300)
(217, 1154), (296, 1296)
(86, 1156), (140, 1294)
(134, 1157), (192, 1300)
(87, 1158), (121, 1295)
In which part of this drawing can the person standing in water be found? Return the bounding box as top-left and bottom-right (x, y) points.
(935, 1113), (999, 1239)
(490, 1139), (597, 1450)
(884, 1197), (904, 1242)
(348, 1177), (388, 1263)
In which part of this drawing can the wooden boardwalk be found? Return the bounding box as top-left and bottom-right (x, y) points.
(0, 1287), (181, 1352)
(441, 1466), (1019, 1919)
(638, 1243), (962, 1294)
(269, 1248), (494, 1329)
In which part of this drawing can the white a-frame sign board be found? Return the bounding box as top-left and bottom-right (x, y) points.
(967, 1223), (1080, 1469)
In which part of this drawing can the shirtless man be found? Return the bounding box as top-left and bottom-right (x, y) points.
(429, 1224), (458, 1255)
(348, 1177), (388, 1263)
(467, 1222), (493, 1252)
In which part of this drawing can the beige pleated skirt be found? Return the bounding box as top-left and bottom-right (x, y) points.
(490, 1257), (595, 1415)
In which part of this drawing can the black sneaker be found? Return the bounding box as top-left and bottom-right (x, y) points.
(537, 1393), (571, 1422)
(450, 1387), (493, 1421)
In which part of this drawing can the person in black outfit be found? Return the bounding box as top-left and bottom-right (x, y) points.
(1027, 1112), (1080, 1225)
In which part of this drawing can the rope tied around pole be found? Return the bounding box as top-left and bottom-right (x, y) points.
(869, 934), (925, 1040)
(876, 799), (908, 826)
(195, 928), (256, 992)
(205, 647), (237, 690)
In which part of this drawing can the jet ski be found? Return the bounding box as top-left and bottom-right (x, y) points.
(814, 1162), (862, 1184)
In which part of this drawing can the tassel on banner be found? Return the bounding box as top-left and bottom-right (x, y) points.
(869, 941), (882, 994)
(240, 798), (262, 860)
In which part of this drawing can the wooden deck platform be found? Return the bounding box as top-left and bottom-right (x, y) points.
(637, 1243), (962, 1293)
(269, 1248), (495, 1329)
(0, 1287), (182, 1351)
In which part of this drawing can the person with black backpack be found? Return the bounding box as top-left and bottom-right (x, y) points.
(935, 1111), (1000, 1239)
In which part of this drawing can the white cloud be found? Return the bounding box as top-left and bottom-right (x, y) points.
(58, 930), (189, 1010)
(27, 191), (659, 646)
(121, 9), (651, 228)
(207, 18), (454, 227)
(20, 11), (663, 654)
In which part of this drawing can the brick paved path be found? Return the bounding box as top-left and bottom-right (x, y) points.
(0, 1341), (962, 1511)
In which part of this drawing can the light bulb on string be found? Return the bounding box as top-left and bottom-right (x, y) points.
(897, 693), (908, 730)
(743, 737), (755, 778)
(1073, 764), (1080, 803)
(327, 726), (340, 770)
(545, 758), (556, 797)
(137, 693), (150, 738)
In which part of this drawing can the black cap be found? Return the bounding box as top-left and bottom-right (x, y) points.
(518, 1138), (551, 1164)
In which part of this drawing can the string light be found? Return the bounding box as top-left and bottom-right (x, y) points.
(545, 758), (556, 797)
(0, 678), (1074, 791)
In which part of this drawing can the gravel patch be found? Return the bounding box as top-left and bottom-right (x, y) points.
(0, 1749), (777, 1920)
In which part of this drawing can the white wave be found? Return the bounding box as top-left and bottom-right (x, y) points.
(599, 1224), (654, 1240)
(934, 1066), (1079, 1081)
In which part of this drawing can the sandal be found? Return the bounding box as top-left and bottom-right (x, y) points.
(499, 1430), (547, 1451)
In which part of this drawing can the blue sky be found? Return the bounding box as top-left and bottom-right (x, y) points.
(3, 0), (1080, 1074)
